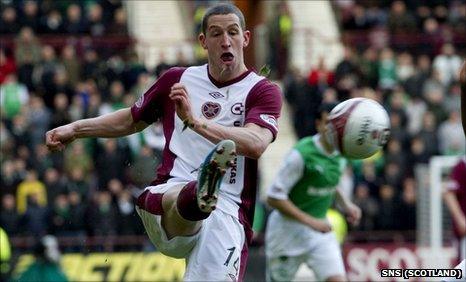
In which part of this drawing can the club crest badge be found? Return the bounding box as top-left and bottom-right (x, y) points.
(201, 102), (221, 119)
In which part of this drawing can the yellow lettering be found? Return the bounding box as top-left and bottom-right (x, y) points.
(12, 255), (34, 278)
(79, 253), (109, 281)
(106, 253), (133, 281)
(124, 253), (143, 282)
(60, 253), (83, 281)
(139, 253), (185, 281)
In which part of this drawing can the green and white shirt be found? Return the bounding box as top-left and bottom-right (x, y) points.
(266, 135), (347, 258)
(267, 134), (347, 219)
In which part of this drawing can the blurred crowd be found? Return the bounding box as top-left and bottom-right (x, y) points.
(1, 0), (128, 36)
(0, 0), (163, 251)
(285, 1), (465, 234)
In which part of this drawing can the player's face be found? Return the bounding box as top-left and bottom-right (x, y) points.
(199, 13), (250, 79)
(318, 113), (337, 152)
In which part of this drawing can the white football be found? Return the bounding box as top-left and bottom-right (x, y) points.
(327, 98), (390, 159)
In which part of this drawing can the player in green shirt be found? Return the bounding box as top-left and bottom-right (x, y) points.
(265, 103), (361, 282)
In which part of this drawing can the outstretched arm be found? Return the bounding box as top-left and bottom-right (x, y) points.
(45, 108), (149, 151)
(460, 61), (466, 137)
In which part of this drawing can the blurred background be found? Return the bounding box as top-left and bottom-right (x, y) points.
(0, 0), (465, 281)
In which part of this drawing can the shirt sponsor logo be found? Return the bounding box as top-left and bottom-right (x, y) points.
(307, 186), (336, 196)
(201, 102), (221, 119)
(260, 114), (278, 130)
(209, 91), (225, 99)
(231, 103), (244, 115)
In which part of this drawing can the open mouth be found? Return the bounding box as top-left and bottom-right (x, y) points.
(220, 52), (234, 63)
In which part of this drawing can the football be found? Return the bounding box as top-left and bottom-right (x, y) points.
(327, 98), (391, 159)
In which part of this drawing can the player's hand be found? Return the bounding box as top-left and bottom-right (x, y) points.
(345, 202), (362, 226)
(169, 83), (194, 124)
(45, 124), (76, 152)
(309, 218), (332, 233)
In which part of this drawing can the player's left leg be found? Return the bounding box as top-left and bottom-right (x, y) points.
(305, 231), (346, 282)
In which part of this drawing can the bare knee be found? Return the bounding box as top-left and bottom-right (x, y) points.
(161, 185), (201, 239)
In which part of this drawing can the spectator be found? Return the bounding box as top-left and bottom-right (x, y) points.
(34, 45), (64, 96)
(43, 168), (67, 206)
(378, 48), (397, 91)
(16, 169), (47, 214)
(89, 191), (118, 250)
(64, 141), (93, 178)
(0, 48), (17, 84)
(0, 74), (29, 122)
(68, 191), (86, 235)
(343, 4), (371, 30)
(64, 4), (87, 34)
(0, 194), (21, 236)
(396, 177), (417, 230)
(437, 111), (465, 155)
(116, 189), (137, 236)
(66, 168), (90, 200)
(358, 47), (379, 88)
(308, 57), (334, 89)
(0, 160), (21, 197)
(267, 1), (292, 79)
(49, 93), (72, 129)
(0, 6), (20, 34)
(352, 183), (378, 231)
(48, 72), (74, 109)
(96, 139), (126, 188)
(383, 162), (403, 190)
(283, 68), (316, 138)
(40, 9), (64, 34)
(27, 96), (51, 150)
(107, 7), (128, 35)
(406, 95), (427, 135)
(129, 144), (158, 188)
(20, 0), (41, 32)
(335, 46), (359, 99)
(432, 43), (462, 87)
(32, 144), (53, 179)
(87, 3), (106, 36)
(376, 184), (397, 230)
(21, 193), (49, 237)
(406, 135), (431, 176)
(385, 139), (406, 172)
(387, 1), (417, 34)
(417, 111), (439, 156)
(60, 45), (81, 87)
(404, 54), (431, 99)
(396, 52), (415, 83)
(81, 49), (102, 80)
(49, 194), (71, 236)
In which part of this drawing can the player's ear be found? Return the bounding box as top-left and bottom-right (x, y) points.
(199, 33), (208, 50)
(243, 30), (250, 48)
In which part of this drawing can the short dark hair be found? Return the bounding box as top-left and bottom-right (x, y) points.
(317, 103), (338, 120)
(201, 3), (245, 34)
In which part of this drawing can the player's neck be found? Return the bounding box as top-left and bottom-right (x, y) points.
(319, 134), (335, 154)
(208, 63), (248, 83)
